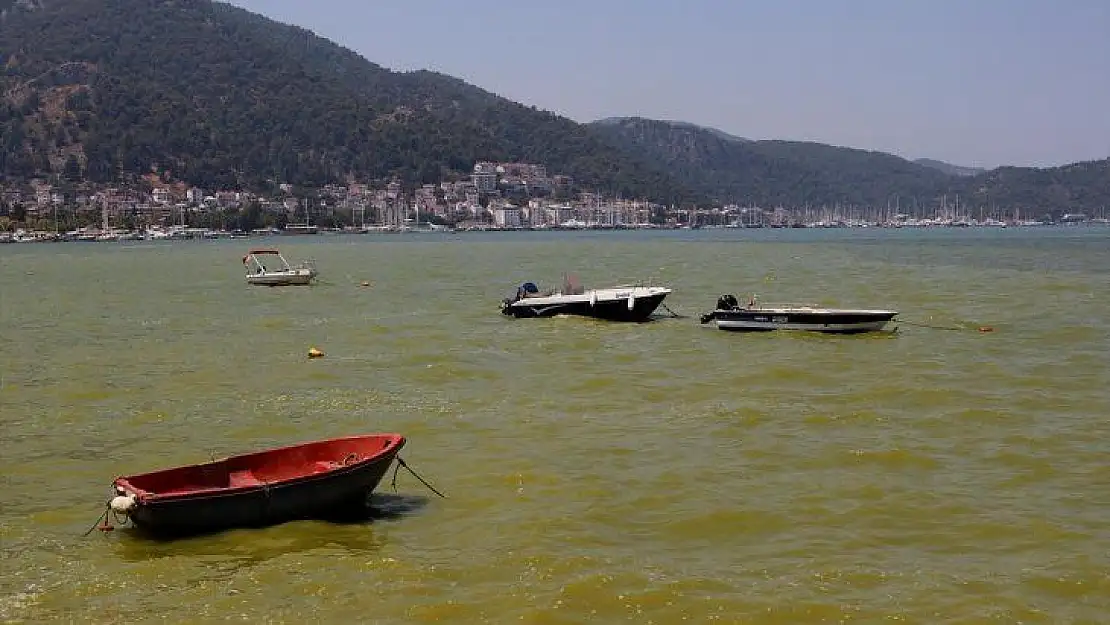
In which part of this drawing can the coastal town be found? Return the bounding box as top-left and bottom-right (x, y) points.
(1, 160), (1106, 243)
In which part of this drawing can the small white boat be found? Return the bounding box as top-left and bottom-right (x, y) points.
(500, 275), (672, 322)
(242, 249), (318, 286)
(700, 294), (898, 334)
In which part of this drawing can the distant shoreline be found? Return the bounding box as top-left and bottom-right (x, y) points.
(2, 220), (1108, 244)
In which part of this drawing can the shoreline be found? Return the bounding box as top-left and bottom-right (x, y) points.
(3, 220), (1109, 244)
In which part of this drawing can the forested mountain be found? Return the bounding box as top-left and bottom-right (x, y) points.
(0, 0), (699, 203)
(1, 0), (1106, 216)
(590, 117), (1110, 216)
(961, 159), (1110, 216)
(913, 158), (986, 177)
(589, 117), (961, 208)
(594, 117), (750, 144)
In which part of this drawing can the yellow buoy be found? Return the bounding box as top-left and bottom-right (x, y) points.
(307, 347), (325, 359)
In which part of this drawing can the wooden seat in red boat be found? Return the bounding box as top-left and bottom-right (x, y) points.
(228, 470), (263, 488)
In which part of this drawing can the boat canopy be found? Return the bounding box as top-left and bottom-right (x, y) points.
(243, 250), (282, 264)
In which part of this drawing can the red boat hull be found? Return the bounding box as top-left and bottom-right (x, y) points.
(112, 434), (405, 536)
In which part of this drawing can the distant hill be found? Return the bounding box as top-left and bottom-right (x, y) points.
(914, 158), (986, 177)
(594, 117), (750, 144)
(589, 116), (959, 209)
(0, 0), (698, 203)
(0, 0), (1105, 216)
(960, 159), (1110, 216)
(590, 117), (1110, 216)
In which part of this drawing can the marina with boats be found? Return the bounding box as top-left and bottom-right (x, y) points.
(3, 202), (1108, 244)
(5, 218), (1107, 244)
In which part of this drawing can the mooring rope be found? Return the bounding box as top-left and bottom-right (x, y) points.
(82, 506), (110, 536)
(899, 319), (995, 333)
(390, 456), (447, 498)
(659, 303), (687, 319)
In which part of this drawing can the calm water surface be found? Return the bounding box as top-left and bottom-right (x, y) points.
(2, 228), (1109, 623)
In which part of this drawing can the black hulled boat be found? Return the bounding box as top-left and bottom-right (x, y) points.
(700, 294), (898, 334)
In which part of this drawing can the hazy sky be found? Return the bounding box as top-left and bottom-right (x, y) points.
(226, 0), (1109, 169)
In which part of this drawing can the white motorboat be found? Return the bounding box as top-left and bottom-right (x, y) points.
(500, 275), (672, 322)
(243, 249), (318, 286)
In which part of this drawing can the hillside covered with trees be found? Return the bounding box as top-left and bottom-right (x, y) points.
(1, 0), (1107, 216)
(590, 117), (1110, 216)
(0, 0), (699, 203)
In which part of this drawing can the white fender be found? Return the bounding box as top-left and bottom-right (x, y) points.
(110, 494), (137, 514)
(589, 291), (597, 307)
(627, 293), (636, 311)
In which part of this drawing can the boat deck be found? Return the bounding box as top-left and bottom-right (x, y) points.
(225, 462), (346, 489)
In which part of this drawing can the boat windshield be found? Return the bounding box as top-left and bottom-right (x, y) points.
(561, 273), (584, 295)
(245, 252), (292, 274)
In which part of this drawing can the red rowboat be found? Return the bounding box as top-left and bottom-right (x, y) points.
(109, 434), (405, 536)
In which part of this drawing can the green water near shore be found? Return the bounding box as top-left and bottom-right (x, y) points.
(2, 227), (1109, 623)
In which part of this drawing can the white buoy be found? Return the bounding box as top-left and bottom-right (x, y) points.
(110, 494), (137, 514)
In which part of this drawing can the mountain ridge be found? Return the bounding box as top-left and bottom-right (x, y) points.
(588, 116), (960, 208)
(594, 116), (751, 144)
(0, 0), (700, 203)
(596, 117), (994, 176)
(588, 117), (1110, 215)
(913, 158), (986, 177)
(1, 0), (1107, 216)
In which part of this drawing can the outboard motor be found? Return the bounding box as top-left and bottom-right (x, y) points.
(703, 294), (739, 324)
(503, 282), (539, 316)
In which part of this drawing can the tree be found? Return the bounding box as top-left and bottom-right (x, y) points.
(63, 154), (83, 182)
(238, 201), (263, 231)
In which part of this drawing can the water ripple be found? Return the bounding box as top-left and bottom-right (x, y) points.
(1, 228), (1109, 623)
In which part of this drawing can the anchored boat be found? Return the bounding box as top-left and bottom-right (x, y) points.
(700, 294), (898, 334)
(500, 275), (672, 322)
(242, 249), (318, 286)
(107, 434), (405, 536)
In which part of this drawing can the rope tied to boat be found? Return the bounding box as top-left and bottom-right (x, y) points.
(82, 493), (137, 536)
(82, 506), (111, 536)
(899, 319), (996, 333)
(658, 303), (687, 319)
(390, 457), (446, 499)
